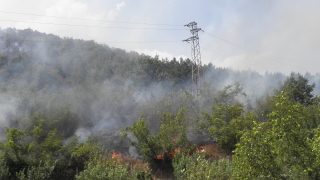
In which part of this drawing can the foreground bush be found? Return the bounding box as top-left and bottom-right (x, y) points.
(122, 108), (190, 164)
(0, 119), (100, 180)
(15, 160), (56, 180)
(0, 161), (9, 180)
(76, 150), (152, 180)
(233, 93), (320, 179)
(172, 151), (232, 180)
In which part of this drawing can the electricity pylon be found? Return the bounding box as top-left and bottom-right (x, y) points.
(183, 21), (203, 95)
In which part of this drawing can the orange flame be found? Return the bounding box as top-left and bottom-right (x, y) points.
(155, 145), (215, 160)
(112, 150), (122, 162)
(156, 154), (164, 160)
(196, 145), (205, 153)
(155, 147), (180, 160)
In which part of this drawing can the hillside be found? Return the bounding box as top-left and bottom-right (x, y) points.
(0, 28), (290, 138)
(2, 28), (320, 179)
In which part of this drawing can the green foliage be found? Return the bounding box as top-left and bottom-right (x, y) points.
(0, 119), (100, 180)
(0, 161), (10, 180)
(310, 127), (320, 175)
(122, 108), (190, 163)
(254, 94), (276, 122)
(280, 72), (315, 106)
(29, 107), (80, 141)
(16, 160), (56, 180)
(132, 55), (192, 87)
(199, 103), (256, 153)
(76, 150), (152, 180)
(172, 152), (232, 180)
(302, 98), (320, 130)
(212, 83), (244, 106)
(233, 92), (320, 179)
(0, 127), (31, 176)
(256, 73), (317, 123)
(68, 137), (100, 166)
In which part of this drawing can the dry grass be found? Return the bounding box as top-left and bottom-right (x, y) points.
(203, 144), (229, 160)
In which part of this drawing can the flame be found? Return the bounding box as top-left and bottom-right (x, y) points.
(112, 144), (220, 162)
(112, 150), (122, 162)
(155, 145), (215, 160)
(156, 154), (164, 160)
(155, 147), (180, 160)
(196, 145), (205, 153)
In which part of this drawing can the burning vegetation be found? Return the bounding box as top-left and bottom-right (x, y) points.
(110, 143), (228, 180)
(112, 150), (123, 159)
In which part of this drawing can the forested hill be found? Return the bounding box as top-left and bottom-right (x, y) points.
(0, 27), (195, 89)
(0, 27), (319, 141)
(0, 28), (290, 96)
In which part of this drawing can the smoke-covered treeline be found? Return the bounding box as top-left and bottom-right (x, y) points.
(3, 28), (320, 179)
(0, 27), (319, 144)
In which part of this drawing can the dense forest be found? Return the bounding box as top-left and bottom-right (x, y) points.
(1, 28), (320, 179)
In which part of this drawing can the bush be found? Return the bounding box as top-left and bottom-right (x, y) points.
(0, 161), (10, 180)
(198, 103), (256, 154)
(15, 160), (56, 180)
(76, 150), (152, 180)
(0, 120), (100, 180)
(122, 108), (190, 164)
(172, 151), (232, 180)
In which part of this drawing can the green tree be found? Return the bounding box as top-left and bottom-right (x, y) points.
(255, 73), (315, 123)
(15, 160), (56, 180)
(303, 98), (320, 130)
(173, 152), (232, 180)
(198, 103), (256, 154)
(233, 92), (320, 179)
(0, 119), (99, 180)
(76, 150), (152, 180)
(280, 72), (315, 106)
(29, 107), (80, 141)
(122, 108), (191, 164)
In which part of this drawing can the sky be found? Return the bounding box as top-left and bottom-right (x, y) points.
(0, 0), (319, 75)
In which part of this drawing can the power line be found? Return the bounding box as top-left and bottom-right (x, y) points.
(0, 19), (185, 31)
(203, 31), (307, 66)
(99, 40), (181, 44)
(1, 37), (181, 44)
(0, 10), (183, 27)
(201, 47), (229, 58)
(203, 31), (258, 53)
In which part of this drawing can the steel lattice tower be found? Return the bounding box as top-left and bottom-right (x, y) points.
(183, 22), (202, 95)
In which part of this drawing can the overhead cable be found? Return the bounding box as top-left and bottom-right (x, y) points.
(0, 19), (185, 31)
(0, 10), (183, 26)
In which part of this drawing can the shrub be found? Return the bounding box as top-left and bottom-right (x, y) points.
(15, 160), (56, 180)
(76, 150), (152, 180)
(122, 108), (190, 164)
(0, 161), (10, 180)
(173, 151), (232, 180)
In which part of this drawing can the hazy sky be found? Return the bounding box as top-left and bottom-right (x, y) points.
(1, 0), (319, 75)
